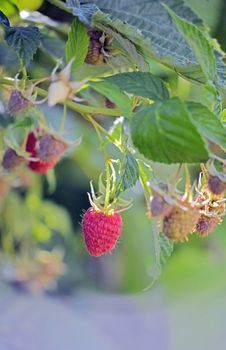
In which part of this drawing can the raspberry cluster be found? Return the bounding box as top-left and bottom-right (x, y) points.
(2, 128), (69, 174)
(149, 168), (225, 242)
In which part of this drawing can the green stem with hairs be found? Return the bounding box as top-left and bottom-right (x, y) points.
(104, 160), (111, 213)
(83, 113), (124, 151)
(0, 77), (123, 117)
(46, 0), (72, 13)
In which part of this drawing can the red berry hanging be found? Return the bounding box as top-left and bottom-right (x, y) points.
(82, 207), (122, 257)
(26, 129), (68, 174)
(81, 160), (132, 256)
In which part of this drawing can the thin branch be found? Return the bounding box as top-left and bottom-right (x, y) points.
(46, 0), (72, 14)
(0, 77), (122, 117)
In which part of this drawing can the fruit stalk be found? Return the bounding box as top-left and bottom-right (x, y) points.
(0, 77), (122, 117)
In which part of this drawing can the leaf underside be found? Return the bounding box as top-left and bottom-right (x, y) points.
(67, 0), (226, 90)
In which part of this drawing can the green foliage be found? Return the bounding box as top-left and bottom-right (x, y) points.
(186, 102), (226, 150)
(116, 151), (139, 195)
(90, 81), (132, 117)
(14, 116), (35, 129)
(1, 190), (72, 248)
(41, 31), (65, 61)
(165, 4), (217, 82)
(65, 18), (89, 71)
(0, 2), (16, 17)
(0, 0), (225, 291)
(159, 233), (174, 267)
(131, 98), (209, 163)
(149, 221), (174, 282)
(106, 72), (169, 100)
(108, 117), (124, 143)
(4, 25), (41, 66)
(0, 10), (10, 26)
(70, 0), (226, 90)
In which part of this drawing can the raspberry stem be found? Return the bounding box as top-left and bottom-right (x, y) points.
(0, 77), (123, 117)
(184, 164), (192, 202)
(104, 160), (111, 213)
(21, 129), (29, 151)
(46, 0), (71, 13)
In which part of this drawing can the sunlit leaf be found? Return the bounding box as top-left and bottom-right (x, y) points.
(65, 18), (89, 71)
(131, 98), (209, 163)
(106, 72), (169, 100)
(116, 151), (139, 195)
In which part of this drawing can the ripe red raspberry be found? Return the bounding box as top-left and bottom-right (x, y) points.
(82, 207), (122, 256)
(2, 148), (24, 170)
(196, 214), (222, 237)
(26, 130), (67, 174)
(163, 203), (199, 241)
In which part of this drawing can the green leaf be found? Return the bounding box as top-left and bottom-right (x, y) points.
(75, 54), (134, 81)
(159, 233), (174, 267)
(95, 24), (149, 72)
(116, 151), (139, 195)
(0, 10), (10, 26)
(0, 2), (16, 18)
(66, 0), (97, 24)
(204, 84), (222, 116)
(65, 18), (89, 71)
(89, 81), (132, 117)
(67, 0), (202, 67)
(137, 159), (153, 204)
(4, 25), (41, 66)
(14, 116), (34, 129)
(164, 4), (217, 82)
(149, 222), (174, 282)
(90, 1), (207, 82)
(186, 102), (226, 150)
(70, 0), (226, 89)
(41, 31), (65, 61)
(108, 117), (124, 143)
(131, 98), (209, 164)
(106, 72), (169, 100)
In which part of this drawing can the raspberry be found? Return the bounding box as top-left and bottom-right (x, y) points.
(85, 30), (106, 65)
(88, 30), (103, 41)
(150, 193), (172, 217)
(26, 130), (67, 174)
(2, 148), (24, 170)
(82, 207), (122, 256)
(163, 203), (199, 241)
(37, 134), (67, 162)
(105, 98), (116, 109)
(196, 214), (222, 237)
(7, 89), (33, 115)
(207, 175), (226, 196)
